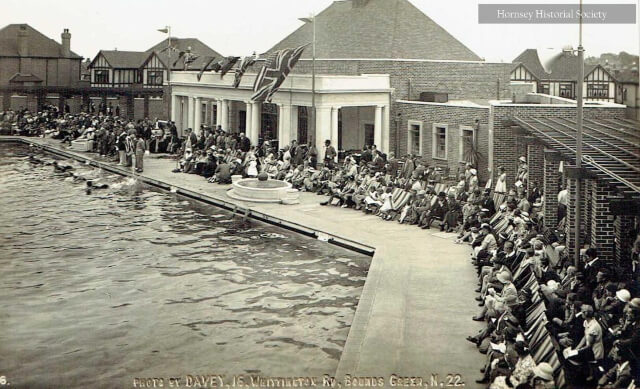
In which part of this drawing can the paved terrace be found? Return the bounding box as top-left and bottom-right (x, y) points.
(2, 136), (485, 387)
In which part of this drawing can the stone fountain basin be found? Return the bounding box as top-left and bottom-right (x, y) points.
(227, 178), (294, 203)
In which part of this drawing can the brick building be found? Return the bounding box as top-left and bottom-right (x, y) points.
(0, 24), (83, 111)
(169, 0), (514, 157)
(489, 92), (638, 263)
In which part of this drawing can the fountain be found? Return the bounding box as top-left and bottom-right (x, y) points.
(227, 175), (299, 204)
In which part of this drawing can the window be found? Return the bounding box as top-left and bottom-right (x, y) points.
(459, 126), (476, 163)
(201, 104), (207, 126)
(147, 70), (163, 86)
(407, 120), (422, 156)
(559, 83), (574, 98)
(432, 124), (448, 160)
(297, 106), (308, 144)
(587, 83), (609, 99)
(238, 111), (246, 134)
(94, 69), (109, 84)
(537, 83), (550, 94)
(364, 124), (375, 147)
(211, 105), (217, 126)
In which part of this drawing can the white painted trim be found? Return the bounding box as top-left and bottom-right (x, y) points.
(396, 99), (489, 109)
(432, 123), (449, 161)
(407, 120), (423, 157)
(459, 125), (475, 163)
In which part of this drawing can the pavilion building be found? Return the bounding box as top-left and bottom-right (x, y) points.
(169, 0), (515, 159)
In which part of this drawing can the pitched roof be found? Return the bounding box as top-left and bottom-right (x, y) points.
(265, 0), (481, 61)
(0, 24), (82, 59)
(146, 38), (223, 70)
(513, 48), (600, 82)
(546, 52), (597, 82)
(613, 68), (639, 84)
(96, 50), (149, 69)
(512, 49), (548, 80)
(9, 73), (43, 83)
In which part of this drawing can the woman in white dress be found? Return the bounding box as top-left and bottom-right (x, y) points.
(495, 166), (507, 194)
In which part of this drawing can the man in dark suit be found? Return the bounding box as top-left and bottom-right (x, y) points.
(385, 152), (399, 178)
(480, 190), (496, 216)
(239, 133), (251, 153)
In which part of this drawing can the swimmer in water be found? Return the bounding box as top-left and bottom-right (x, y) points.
(52, 161), (73, 173)
(85, 180), (109, 194)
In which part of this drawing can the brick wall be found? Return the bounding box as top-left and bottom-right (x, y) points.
(245, 59), (514, 154)
(491, 104), (626, 190)
(395, 101), (490, 181)
(527, 142), (545, 192)
(543, 150), (562, 229)
(589, 179), (616, 261)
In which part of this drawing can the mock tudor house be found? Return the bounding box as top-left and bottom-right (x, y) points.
(168, 0), (515, 174)
(87, 38), (222, 119)
(511, 48), (618, 102)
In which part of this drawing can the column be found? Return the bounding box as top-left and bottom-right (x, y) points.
(221, 99), (229, 131)
(194, 97), (202, 135)
(589, 180), (616, 261)
(216, 99), (222, 127)
(171, 94), (179, 123)
(245, 101), (253, 137)
(374, 105), (383, 150)
(527, 142), (545, 192)
(187, 96), (195, 130)
(250, 102), (261, 146)
(290, 105), (299, 144)
(331, 107), (339, 161)
(382, 105), (390, 154)
(614, 215), (636, 263)
(315, 107), (332, 162)
(279, 104), (293, 148)
(543, 149), (561, 230)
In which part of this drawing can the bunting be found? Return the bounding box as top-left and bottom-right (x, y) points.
(197, 56), (217, 81)
(212, 56), (240, 79)
(233, 55), (258, 88)
(251, 44), (308, 103)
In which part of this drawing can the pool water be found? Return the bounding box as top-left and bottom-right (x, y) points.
(0, 143), (369, 388)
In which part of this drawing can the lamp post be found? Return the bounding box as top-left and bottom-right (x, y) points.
(157, 26), (172, 81)
(574, 0), (584, 268)
(298, 14), (316, 145)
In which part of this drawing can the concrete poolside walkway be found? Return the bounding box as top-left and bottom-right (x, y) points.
(4, 136), (485, 387)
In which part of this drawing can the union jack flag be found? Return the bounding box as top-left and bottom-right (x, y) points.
(196, 56), (217, 81)
(232, 54), (258, 88)
(251, 44), (308, 103)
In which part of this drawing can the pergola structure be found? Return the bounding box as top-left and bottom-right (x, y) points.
(513, 115), (640, 262)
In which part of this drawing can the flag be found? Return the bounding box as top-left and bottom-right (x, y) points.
(157, 27), (169, 33)
(212, 56), (240, 79)
(233, 55), (257, 88)
(251, 44), (308, 103)
(197, 56), (217, 81)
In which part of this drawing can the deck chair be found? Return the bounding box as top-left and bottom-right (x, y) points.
(533, 336), (555, 362)
(555, 369), (566, 389)
(390, 188), (412, 211)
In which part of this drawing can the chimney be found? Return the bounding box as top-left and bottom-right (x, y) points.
(61, 28), (71, 57)
(17, 25), (29, 57)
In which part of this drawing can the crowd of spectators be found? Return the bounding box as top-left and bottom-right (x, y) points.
(7, 107), (639, 388)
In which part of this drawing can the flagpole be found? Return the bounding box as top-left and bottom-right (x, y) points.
(311, 13), (316, 146)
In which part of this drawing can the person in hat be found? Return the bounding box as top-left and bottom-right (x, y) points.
(442, 192), (461, 233)
(566, 304), (604, 374)
(401, 190), (431, 225)
(517, 156), (528, 184)
(473, 223), (497, 263)
(419, 191), (447, 229)
(474, 270), (517, 321)
(528, 362), (555, 388)
(613, 297), (640, 352)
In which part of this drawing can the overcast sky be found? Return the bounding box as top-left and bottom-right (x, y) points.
(2, 0), (638, 62)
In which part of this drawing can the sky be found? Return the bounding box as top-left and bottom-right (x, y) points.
(2, 0), (639, 62)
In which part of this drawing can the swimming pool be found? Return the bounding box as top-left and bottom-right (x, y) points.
(0, 143), (369, 388)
